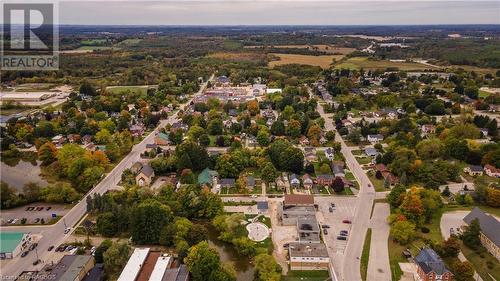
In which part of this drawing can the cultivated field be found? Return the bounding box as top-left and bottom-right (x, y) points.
(334, 57), (440, 71)
(245, 44), (356, 55)
(208, 52), (266, 62)
(268, 53), (344, 69)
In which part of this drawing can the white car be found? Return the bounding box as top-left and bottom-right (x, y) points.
(251, 195), (258, 198)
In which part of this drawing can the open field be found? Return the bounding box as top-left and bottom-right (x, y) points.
(208, 52), (266, 62)
(116, 38), (143, 46)
(246, 44), (356, 55)
(106, 85), (157, 95)
(335, 57), (440, 71)
(283, 270), (330, 281)
(269, 53), (344, 69)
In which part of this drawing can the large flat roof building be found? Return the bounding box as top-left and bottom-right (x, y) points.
(35, 255), (95, 281)
(117, 248), (150, 281)
(289, 242), (330, 271)
(0, 232), (31, 259)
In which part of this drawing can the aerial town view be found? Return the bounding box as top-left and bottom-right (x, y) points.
(0, 1), (499, 281)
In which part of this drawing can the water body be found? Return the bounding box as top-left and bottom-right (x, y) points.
(0, 158), (48, 192)
(206, 224), (255, 281)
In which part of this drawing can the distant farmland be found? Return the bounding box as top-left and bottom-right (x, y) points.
(246, 44), (356, 55)
(268, 53), (344, 69)
(106, 85), (157, 95)
(334, 57), (440, 71)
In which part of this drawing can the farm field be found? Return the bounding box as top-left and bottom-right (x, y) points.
(208, 52), (266, 62)
(269, 53), (344, 69)
(245, 44), (356, 55)
(334, 57), (440, 71)
(116, 38), (143, 46)
(106, 85), (157, 95)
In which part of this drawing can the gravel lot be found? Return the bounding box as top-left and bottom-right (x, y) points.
(0, 203), (70, 225)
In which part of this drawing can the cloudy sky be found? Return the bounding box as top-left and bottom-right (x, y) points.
(7, 0), (499, 25)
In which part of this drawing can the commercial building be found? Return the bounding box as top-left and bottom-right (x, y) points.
(148, 254), (173, 281)
(0, 232), (31, 259)
(281, 195), (316, 226)
(289, 242), (330, 270)
(297, 216), (321, 243)
(117, 248), (150, 281)
(463, 207), (500, 261)
(0, 92), (55, 102)
(35, 255), (95, 281)
(163, 265), (189, 281)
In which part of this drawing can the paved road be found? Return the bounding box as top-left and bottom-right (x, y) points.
(367, 203), (391, 281)
(0, 76), (213, 278)
(314, 91), (376, 281)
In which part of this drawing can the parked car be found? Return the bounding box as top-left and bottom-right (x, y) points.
(32, 259), (41, 266)
(64, 228), (71, 234)
(328, 207), (333, 213)
(283, 243), (290, 248)
(11, 219), (18, 224)
(340, 231), (348, 236)
(337, 236), (347, 241)
(46, 207), (51, 211)
(323, 229), (328, 235)
(36, 207), (44, 211)
(342, 219), (352, 224)
(47, 246), (54, 251)
(21, 251), (29, 257)
(56, 245), (66, 252)
(34, 218), (40, 223)
(321, 225), (330, 228)
(330, 203), (336, 207)
(29, 243), (38, 251)
(7, 219), (14, 224)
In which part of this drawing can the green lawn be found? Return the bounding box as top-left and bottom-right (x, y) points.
(351, 150), (364, 156)
(361, 228), (372, 281)
(106, 85), (155, 95)
(356, 156), (372, 165)
(283, 270), (330, 281)
(460, 242), (500, 281)
(367, 173), (387, 192)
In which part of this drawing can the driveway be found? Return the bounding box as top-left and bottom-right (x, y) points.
(367, 203), (391, 281)
(440, 210), (469, 240)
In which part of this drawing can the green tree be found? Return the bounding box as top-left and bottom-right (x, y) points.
(96, 212), (119, 237)
(451, 261), (474, 281)
(257, 130), (270, 146)
(131, 200), (173, 244)
(390, 220), (416, 244)
(94, 239), (112, 263)
(254, 253), (282, 281)
(260, 162), (278, 184)
(462, 218), (481, 249)
(441, 236), (460, 258)
(185, 241), (223, 281)
(103, 242), (130, 277)
(208, 119), (223, 135)
(38, 142), (57, 165)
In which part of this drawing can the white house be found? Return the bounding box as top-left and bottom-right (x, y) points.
(367, 134), (384, 143)
(324, 147), (335, 161)
(484, 164), (500, 178)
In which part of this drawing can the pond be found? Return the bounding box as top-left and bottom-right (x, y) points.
(206, 224), (255, 281)
(0, 156), (48, 192)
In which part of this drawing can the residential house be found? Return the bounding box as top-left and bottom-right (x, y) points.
(219, 178), (235, 189)
(136, 165), (155, 186)
(129, 124), (145, 137)
(131, 162), (144, 174)
(316, 174), (335, 186)
(325, 147), (335, 160)
(421, 124), (436, 135)
(52, 135), (66, 146)
(154, 132), (169, 146)
(375, 164), (399, 186)
(171, 122), (188, 131)
(299, 136), (310, 146)
(302, 174), (314, 189)
(246, 136), (258, 147)
(367, 134), (384, 143)
(415, 247), (453, 281)
(464, 165), (484, 176)
(331, 161), (345, 177)
(290, 174), (300, 189)
(145, 143), (158, 153)
(197, 168), (219, 186)
(82, 135), (92, 145)
(463, 207), (500, 261)
(484, 164), (500, 178)
(305, 151), (318, 162)
(289, 242), (330, 271)
(364, 147), (379, 157)
(246, 176), (256, 190)
(67, 134), (80, 143)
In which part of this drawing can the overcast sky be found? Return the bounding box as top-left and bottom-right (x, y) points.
(7, 0), (499, 25)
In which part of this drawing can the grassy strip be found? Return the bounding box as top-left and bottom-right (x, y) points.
(361, 228), (372, 281)
(283, 270), (330, 281)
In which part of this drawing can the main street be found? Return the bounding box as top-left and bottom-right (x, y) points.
(313, 89), (376, 281)
(0, 75), (213, 279)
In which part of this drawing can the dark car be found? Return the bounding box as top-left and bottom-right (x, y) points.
(342, 219), (352, 224)
(330, 203), (336, 207)
(48, 246), (54, 251)
(323, 229), (328, 235)
(21, 251), (29, 257)
(283, 243), (290, 248)
(56, 245), (66, 252)
(337, 236), (347, 241)
(37, 207), (44, 211)
(321, 225), (330, 228)
(33, 259), (41, 266)
(328, 207), (333, 213)
(46, 207), (51, 211)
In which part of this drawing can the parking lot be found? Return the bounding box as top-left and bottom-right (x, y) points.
(0, 203), (70, 225)
(315, 196), (357, 254)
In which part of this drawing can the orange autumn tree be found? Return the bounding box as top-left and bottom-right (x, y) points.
(400, 186), (424, 223)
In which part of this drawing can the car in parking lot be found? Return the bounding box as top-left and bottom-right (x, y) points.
(36, 207), (44, 211)
(46, 206), (51, 211)
(47, 246), (54, 251)
(7, 219), (14, 224)
(337, 236), (347, 240)
(29, 243), (38, 251)
(64, 228), (71, 234)
(21, 251), (29, 257)
(56, 245), (67, 252)
(340, 230), (348, 236)
(32, 259), (41, 266)
(11, 219), (18, 224)
(35, 218), (40, 223)
(342, 219), (352, 224)
(328, 207), (333, 213)
(283, 243), (290, 248)
(321, 225), (330, 228)
(323, 229), (328, 235)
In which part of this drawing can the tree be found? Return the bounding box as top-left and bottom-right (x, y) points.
(103, 242), (130, 277)
(261, 162), (278, 184)
(247, 100), (260, 116)
(441, 236), (460, 258)
(187, 224), (208, 246)
(208, 119), (223, 135)
(451, 261), (474, 281)
(185, 241), (223, 281)
(286, 119), (301, 137)
(257, 130), (270, 146)
(271, 121), (285, 136)
(96, 212), (119, 237)
(307, 124), (322, 145)
(485, 187), (500, 207)
(325, 131), (336, 141)
(23, 182), (41, 202)
(79, 81), (96, 96)
(400, 187), (424, 223)
(131, 200), (173, 244)
(41, 183), (80, 203)
(462, 218), (481, 249)
(317, 163), (331, 174)
(95, 129), (112, 144)
(390, 220), (416, 244)
(175, 141), (209, 172)
(416, 139), (444, 159)
(232, 237), (256, 256)
(332, 177), (345, 193)
(254, 254), (282, 281)
(38, 142), (57, 165)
